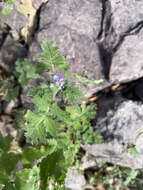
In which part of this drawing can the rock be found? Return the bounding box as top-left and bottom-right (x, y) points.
(0, 35), (27, 73)
(79, 153), (98, 170)
(103, 0), (143, 50)
(65, 169), (86, 190)
(110, 0), (143, 36)
(110, 27), (143, 83)
(85, 100), (143, 169)
(32, 0), (47, 10)
(2, 99), (19, 115)
(0, 2), (28, 33)
(0, 115), (17, 138)
(28, 0), (106, 98)
(102, 0), (143, 83)
(0, 22), (9, 47)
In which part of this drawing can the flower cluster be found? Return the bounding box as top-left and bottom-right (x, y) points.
(51, 74), (65, 89)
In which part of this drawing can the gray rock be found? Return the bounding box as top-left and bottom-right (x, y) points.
(103, 0), (143, 50)
(110, 27), (143, 83)
(65, 169), (86, 190)
(32, 0), (48, 10)
(85, 100), (143, 169)
(0, 115), (17, 138)
(0, 2), (28, 32)
(110, 0), (143, 36)
(2, 99), (19, 115)
(28, 0), (106, 98)
(0, 35), (27, 73)
(0, 22), (9, 47)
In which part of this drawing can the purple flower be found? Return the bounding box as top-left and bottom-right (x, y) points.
(51, 74), (65, 89)
(52, 74), (61, 83)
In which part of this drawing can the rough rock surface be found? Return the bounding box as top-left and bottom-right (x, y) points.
(102, 0), (143, 83)
(85, 100), (143, 169)
(0, 2), (28, 32)
(32, 0), (47, 10)
(110, 0), (143, 37)
(110, 27), (143, 83)
(28, 0), (107, 98)
(0, 35), (27, 73)
(65, 169), (86, 190)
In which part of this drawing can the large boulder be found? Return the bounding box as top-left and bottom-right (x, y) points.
(103, 0), (143, 50)
(0, 35), (27, 73)
(100, 0), (143, 84)
(110, 0), (143, 37)
(110, 27), (143, 83)
(85, 99), (143, 169)
(28, 0), (107, 98)
(0, 2), (28, 33)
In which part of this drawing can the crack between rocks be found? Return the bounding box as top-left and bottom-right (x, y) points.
(96, 0), (113, 80)
(31, 1), (49, 35)
(97, 0), (143, 81)
(113, 21), (143, 53)
(97, 0), (111, 41)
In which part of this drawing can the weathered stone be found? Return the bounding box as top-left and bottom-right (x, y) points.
(32, 0), (48, 10)
(0, 2), (28, 32)
(110, 0), (143, 36)
(28, 0), (106, 98)
(2, 99), (19, 115)
(85, 100), (143, 169)
(0, 35), (27, 73)
(0, 22), (9, 47)
(0, 115), (17, 138)
(65, 169), (86, 190)
(103, 0), (143, 50)
(110, 28), (143, 83)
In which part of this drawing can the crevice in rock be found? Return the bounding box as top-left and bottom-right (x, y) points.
(98, 43), (112, 80)
(97, 0), (113, 80)
(33, 1), (49, 34)
(124, 21), (143, 36)
(113, 21), (143, 53)
(97, 0), (143, 81)
(97, 0), (111, 41)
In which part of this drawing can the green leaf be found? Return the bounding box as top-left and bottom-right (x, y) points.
(38, 40), (68, 72)
(128, 146), (139, 156)
(15, 59), (45, 87)
(51, 103), (69, 123)
(0, 172), (9, 184)
(7, 0), (15, 5)
(24, 111), (47, 145)
(64, 71), (71, 80)
(4, 86), (19, 101)
(40, 150), (67, 188)
(2, 8), (12, 15)
(22, 146), (46, 167)
(0, 152), (19, 175)
(124, 170), (138, 186)
(15, 166), (40, 190)
(62, 83), (83, 103)
(24, 110), (59, 144)
(0, 133), (12, 152)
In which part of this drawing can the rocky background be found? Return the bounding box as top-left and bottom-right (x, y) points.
(1, 0), (143, 189)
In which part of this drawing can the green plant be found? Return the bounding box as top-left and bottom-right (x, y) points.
(0, 39), (103, 189)
(88, 163), (141, 189)
(0, 76), (19, 101)
(1, 0), (15, 15)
